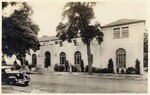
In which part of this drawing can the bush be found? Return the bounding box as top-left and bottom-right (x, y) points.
(101, 68), (109, 73)
(72, 65), (78, 72)
(80, 60), (84, 72)
(107, 59), (114, 73)
(65, 61), (69, 72)
(58, 65), (65, 72)
(54, 64), (59, 71)
(135, 59), (140, 74)
(85, 65), (89, 72)
(92, 67), (98, 73)
(126, 67), (136, 74)
(121, 68), (125, 74)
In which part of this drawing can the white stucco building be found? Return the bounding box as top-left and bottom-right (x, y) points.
(26, 19), (146, 74)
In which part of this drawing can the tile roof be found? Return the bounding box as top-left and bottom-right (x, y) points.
(38, 35), (58, 42)
(101, 18), (145, 28)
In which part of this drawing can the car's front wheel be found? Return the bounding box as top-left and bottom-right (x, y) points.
(24, 81), (29, 86)
(8, 78), (16, 85)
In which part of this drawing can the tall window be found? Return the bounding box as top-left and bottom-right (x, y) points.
(113, 28), (120, 38)
(122, 27), (129, 38)
(44, 51), (51, 68)
(32, 54), (37, 67)
(73, 39), (77, 46)
(116, 49), (126, 68)
(60, 52), (66, 64)
(59, 41), (63, 47)
(74, 51), (82, 64)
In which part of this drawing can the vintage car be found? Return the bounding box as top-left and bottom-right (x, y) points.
(2, 66), (31, 86)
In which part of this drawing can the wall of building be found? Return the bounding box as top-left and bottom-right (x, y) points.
(101, 22), (145, 73)
(26, 22), (145, 74)
(26, 38), (101, 69)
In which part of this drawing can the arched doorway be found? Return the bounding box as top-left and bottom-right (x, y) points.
(116, 48), (126, 73)
(74, 51), (82, 71)
(60, 52), (66, 65)
(44, 51), (51, 68)
(32, 54), (37, 67)
(74, 51), (82, 64)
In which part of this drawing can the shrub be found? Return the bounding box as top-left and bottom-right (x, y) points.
(135, 59), (140, 74)
(121, 68), (125, 74)
(72, 65), (78, 72)
(54, 64), (59, 71)
(101, 68), (109, 73)
(85, 65), (89, 72)
(65, 60), (69, 72)
(58, 65), (65, 72)
(107, 58), (114, 73)
(80, 60), (84, 72)
(92, 67), (97, 73)
(126, 67), (136, 74)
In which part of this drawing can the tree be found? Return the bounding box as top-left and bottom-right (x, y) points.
(2, 2), (17, 9)
(80, 59), (84, 72)
(135, 59), (140, 74)
(56, 2), (104, 74)
(144, 33), (148, 67)
(107, 58), (114, 73)
(2, 2), (40, 66)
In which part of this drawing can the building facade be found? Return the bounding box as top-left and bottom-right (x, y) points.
(26, 19), (146, 74)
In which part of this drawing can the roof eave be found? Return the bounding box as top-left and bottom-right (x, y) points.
(101, 20), (145, 28)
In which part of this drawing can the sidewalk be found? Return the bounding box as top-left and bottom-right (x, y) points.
(49, 72), (148, 80)
(30, 68), (148, 80)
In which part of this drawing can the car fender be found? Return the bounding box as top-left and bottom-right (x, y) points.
(8, 76), (17, 81)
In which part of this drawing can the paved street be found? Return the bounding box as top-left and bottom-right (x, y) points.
(2, 73), (148, 93)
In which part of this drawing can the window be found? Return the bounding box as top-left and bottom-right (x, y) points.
(73, 39), (77, 46)
(116, 49), (126, 68)
(42, 43), (45, 46)
(32, 54), (37, 67)
(60, 52), (66, 64)
(113, 28), (120, 38)
(122, 27), (129, 38)
(59, 41), (63, 47)
(55, 41), (58, 44)
(74, 51), (82, 64)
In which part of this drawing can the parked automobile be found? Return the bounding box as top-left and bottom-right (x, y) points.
(2, 66), (31, 86)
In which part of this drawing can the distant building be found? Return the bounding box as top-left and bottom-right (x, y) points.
(26, 19), (146, 74)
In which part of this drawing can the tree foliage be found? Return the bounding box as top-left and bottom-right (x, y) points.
(107, 58), (114, 73)
(2, 2), (17, 9)
(2, 2), (40, 65)
(56, 2), (103, 44)
(56, 2), (104, 74)
(135, 59), (140, 74)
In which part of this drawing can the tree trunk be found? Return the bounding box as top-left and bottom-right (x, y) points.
(17, 54), (24, 67)
(86, 42), (92, 75)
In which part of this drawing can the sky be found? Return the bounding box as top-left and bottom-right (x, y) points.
(2, 0), (149, 37)
(28, 1), (149, 37)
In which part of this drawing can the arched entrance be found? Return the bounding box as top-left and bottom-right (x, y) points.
(44, 51), (51, 68)
(32, 54), (37, 67)
(74, 51), (82, 64)
(60, 52), (66, 65)
(74, 51), (82, 71)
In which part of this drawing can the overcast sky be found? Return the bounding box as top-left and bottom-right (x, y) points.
(27, 1), (149, 37)
(3, 1), (149, 37)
